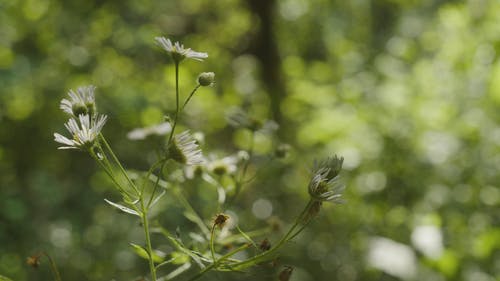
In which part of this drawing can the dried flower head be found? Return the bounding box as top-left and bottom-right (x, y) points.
(278, 266), (294, 281)
(213, 213), (230, 229)
(60, 85), (97, 117)
(308, 156), (345, 203)
(259, 238), (271, 251)
(26, 253), (42, 268)
(168, 131), (204, 165)
(54, 114), (107, 150)
(155, 37), (208, 63)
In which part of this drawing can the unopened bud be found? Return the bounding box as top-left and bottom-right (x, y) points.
(198, 72), (215, 86)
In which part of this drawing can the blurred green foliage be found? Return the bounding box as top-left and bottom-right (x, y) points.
(1, 0), (500, 280)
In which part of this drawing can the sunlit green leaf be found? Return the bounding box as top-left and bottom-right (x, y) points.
(129, 243), (164, 263)
(104, 199), (140, 217)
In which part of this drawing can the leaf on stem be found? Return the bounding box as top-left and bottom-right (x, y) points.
(130, 243), (165, 263)
(104, 199), (140, 217)
(149, 190), (166, 209)
(160, 262), (192, 280)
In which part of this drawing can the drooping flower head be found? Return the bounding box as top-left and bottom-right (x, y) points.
(305, 155), (345, 221)
(168, 131), (204, 165)
(54, 114), (107, 150)
(155, 37), (208, 63)
(60, 85), (97, 117)
(308, 156), (345, 203)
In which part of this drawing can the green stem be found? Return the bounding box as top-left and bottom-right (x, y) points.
(230, 199), (314, 270)
(146, 159), (167, 208)
(168, 62), (180, 145)
(181, 84), (201, 111)
(99, 134), (140, 196)
(90, 149), (134, 200)
(228, 131), (255, 205)
(187, 243), (251, 281)
(210, 225), (217, 262)
(42, 252), (61, 281)
(141, 201), (157, 281)
(173, 188), (211, 237)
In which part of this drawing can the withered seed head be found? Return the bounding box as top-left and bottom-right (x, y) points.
(213, 213), (230, 228)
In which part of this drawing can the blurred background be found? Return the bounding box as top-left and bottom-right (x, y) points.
(1, 0), (500, 280)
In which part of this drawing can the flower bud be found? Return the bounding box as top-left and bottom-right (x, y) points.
(197, 72), (215, 86)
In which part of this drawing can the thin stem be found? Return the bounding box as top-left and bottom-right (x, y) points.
(168, 62), (180, 145)
(90, 149), (134, 200)
(230, 199), (314, 270)
(146, 160), (167, 208)
(187, 243), (251, 281)
(99, 134), (140, 196)
(141, 158), (166, 194)
(141, 201), (157, 281)
(210, 225), (217, 262)
(173, 188), (211, 237)
(181, 84), (201, 111)
(228, 131), (255, 205)
(42, 252), (61, 281)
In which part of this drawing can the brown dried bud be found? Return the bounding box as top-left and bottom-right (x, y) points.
(259, 238), (272, 251)
(213, 213), (230, 229)
(27, 254), (42, 268)
(278, 266), (294, 281)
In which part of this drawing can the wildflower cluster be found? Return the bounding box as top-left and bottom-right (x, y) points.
(54, 86), (107, 151)
(51, 37), (346, 281)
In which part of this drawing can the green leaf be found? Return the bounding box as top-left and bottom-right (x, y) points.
(170, 251), (190, 265)
(0, 275), (13, 281)
(104, 199), (140, 216)
(129, 243), (164, 263)
(163, 262), (191, 280)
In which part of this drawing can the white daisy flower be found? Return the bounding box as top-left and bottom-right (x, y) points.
(308, 156), (345, 203)
(60, 85), (97, 117)
(207, 155), (238, 176)
(155, 37), (208, 62)
(168, 131), (205, 165)
(54, 114), (107, 150)
(126, 122), (172, 140)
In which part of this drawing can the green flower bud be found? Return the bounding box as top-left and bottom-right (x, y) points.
(197, 72), (215, 86)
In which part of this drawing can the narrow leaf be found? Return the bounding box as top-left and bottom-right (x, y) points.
(155, 257), (177, 270)
(236, 225), (257, 247)
(104, 199), (140, 216)
(164, 262), (191, 280)
(0, 275), (13, 281)
(150, 190), (166, 208)
(129, 243), (164, 263)
(148, 174), (170, 189)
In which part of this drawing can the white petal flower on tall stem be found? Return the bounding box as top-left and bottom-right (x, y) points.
(54, 114), (107, 150)
(168, 131), (205, 165)
(60, 85), (97, 117)
(308, 156), (345, 204)
(155, 37), (208, 63)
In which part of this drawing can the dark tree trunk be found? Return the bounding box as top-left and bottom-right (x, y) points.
(245, 0), (287, 130)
